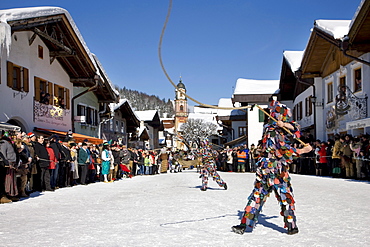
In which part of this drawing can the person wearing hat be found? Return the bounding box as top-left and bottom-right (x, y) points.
(231, 99), (312, 235)
(34, 135), (53, 192)
(0, 131), (17, 203)
(101, 143), (112, 183)
(69, 142), (79, 186)
(20, 134), (34, 195)
(77, 143), (89, 185)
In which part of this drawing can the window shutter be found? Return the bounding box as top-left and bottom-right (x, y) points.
(258, 109), (264, 122)
(7, 61), (13, 87)
(48, 82), (53, 105)
(65, 88), (70, 109)
(23, 67), (29, 92)
(34, 77), (41, 101)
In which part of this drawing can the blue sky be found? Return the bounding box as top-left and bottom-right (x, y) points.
(0, 0), (361, 105)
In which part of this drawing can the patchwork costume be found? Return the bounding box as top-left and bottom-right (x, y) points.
(232, 100), (310, 235)
(199, 148), (227, 191)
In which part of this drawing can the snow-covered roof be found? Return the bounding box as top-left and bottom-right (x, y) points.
(283, 51), (304, 72)
(0, 7), (97, 69)
(92, 54), (119, 97)
(194, 106), (218, 114)
(350, 0), (366, 30)
(111, 99), (128, 111)
(314, 19), (351, 40)
(135, 110), (158, 121)
(233, 78), (280, 95)
(188, 113), (217, 123)
(187, 113), (222, 131)
(217, 98), (245, 117)
(138, 126), (149, 137)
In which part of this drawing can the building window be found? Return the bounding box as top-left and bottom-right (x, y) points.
(7, 61), (29, 92)
(77, 105), (86, 117)
(35, 78), (51, 104)
(305, 97), (312, 116)
(180, 105), (184, 111)
(238, 126), (247, 137)
(327, 82), (333, 103)
(121, 122), (125, 133)
(83, 107), (97, 126)
(354, 68), (362, 92)
(94, 110), (98, 126)
(12, 66), (21, 90)
(116, 120), (119, 132)
(110, 119), (113, 131)
(295, 101), (303, 120)
(38, 45), (43, 59)
(86, 107), (93, 125)
(340, 76), (346, 88)
(54, 84), (68, 109)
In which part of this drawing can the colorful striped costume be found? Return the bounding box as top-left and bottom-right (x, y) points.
(199, 148), (227, 191)
(233, 100), (305, 235)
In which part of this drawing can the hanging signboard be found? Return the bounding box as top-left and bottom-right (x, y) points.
(346, 118), (370, 130)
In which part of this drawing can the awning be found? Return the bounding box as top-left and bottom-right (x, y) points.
(223, 135), (247, 147)
(34, 127), (104, 145)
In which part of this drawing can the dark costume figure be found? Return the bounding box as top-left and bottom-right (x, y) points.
(199, 145), (227, 191)
(232, 100), (312, 235)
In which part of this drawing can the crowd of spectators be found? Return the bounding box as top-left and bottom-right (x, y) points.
(2, 128), (369, 205)
(213, 133), (370, 181)
(0, 130), (174, 204)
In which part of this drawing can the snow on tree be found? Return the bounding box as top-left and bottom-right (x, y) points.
(180, 118), (218, 147)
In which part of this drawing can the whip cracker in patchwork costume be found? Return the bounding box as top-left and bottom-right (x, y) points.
(199, 143), (227, 191)
(231, 99), (312, 235)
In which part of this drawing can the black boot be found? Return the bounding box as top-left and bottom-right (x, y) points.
(287, 227), (299, 235)
(224, 183), (228, 190)
(231, 224), (246, 235)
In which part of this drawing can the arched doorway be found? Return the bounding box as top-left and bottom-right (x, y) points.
(6, 119), (26, 132)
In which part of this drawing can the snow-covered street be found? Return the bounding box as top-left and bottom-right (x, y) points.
(1, 170), (370, 247)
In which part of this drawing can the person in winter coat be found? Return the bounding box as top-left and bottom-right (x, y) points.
(69, 143), (79, 186)
(232, 99), (312, 235)
(33, 136), (53, 191)
(77, 142), (89, 185)
(0, 133), (17, 203)
(101, 143), (112, 183)
(111, 145), (121, 180)
(15, 141), (30, 197)
(236, 148), (247, 172)
(340, 135), (354, 178)
(350, 137), (364, 179)
(45, 140), (58, 190)
(315, 141), (328, 176)
(120, 145), (131, 175)
(331, 134), (342, 177)
(144, 152), (151, 175)
(226, 148), (233, 172)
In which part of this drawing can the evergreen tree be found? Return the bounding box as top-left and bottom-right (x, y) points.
(115, 85), (174, 117)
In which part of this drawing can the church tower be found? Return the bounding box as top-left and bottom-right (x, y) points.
(174, 77), (188, 148)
